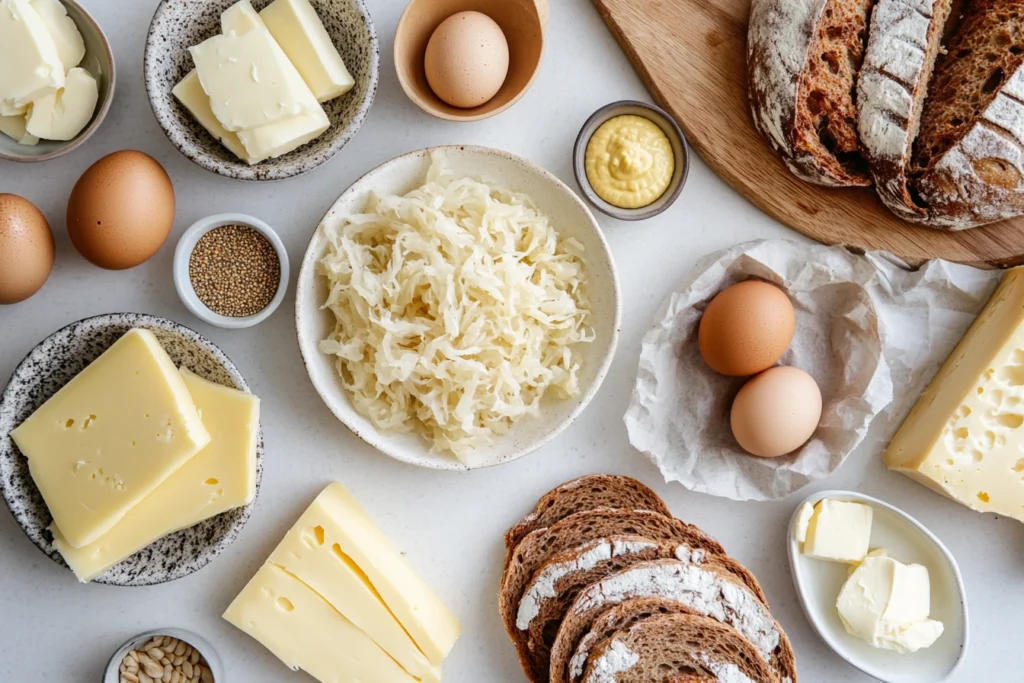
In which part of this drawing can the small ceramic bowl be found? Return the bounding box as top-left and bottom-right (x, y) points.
(144, 0), (379, 181)
(788, 490), (968, 683)
(395, 0), (545, 122)
(573, 100), (689, 221)
(0, 313), (263, 586)
(174, 213), (290, 330)
(104, 629), (223, 683)
(0, 0), (115, 163)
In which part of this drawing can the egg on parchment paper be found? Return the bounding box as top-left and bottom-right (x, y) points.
(730, 366), (822, 458)
(698, 280), (796, 377)
(0, 194), (55, 305)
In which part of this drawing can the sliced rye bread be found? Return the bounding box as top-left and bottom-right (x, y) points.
(548, 560), (797, 683)
(580, 613), (780, 683)
(515, 535), (756, 683)
(748, 0), (875, 186)
(857, 0), (955, 220)
(499, 510), (738, 683)
(909, 0), (1024, 228)
(504, 475), (671, 554)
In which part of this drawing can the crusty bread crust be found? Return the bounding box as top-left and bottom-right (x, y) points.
(504, 476), (671, 555)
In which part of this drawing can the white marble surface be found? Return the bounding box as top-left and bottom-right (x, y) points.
(0, 1), (1014, 681)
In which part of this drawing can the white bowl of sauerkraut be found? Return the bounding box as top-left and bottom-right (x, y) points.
(295, 146), (621, 470)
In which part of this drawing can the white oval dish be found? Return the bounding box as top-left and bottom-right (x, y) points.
(787, 490), (968, 683)
(295, 145), (621, 470)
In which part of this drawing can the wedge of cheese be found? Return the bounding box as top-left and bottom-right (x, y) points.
(224, 564), (418, 683)
(11, 329), (210, 548)
(268, 490), (441, 682)
(886, 267), (1024, 521)
(52, 369), (259, 582)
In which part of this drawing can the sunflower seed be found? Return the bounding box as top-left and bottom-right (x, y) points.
(139, 674), (154, 683)
(122, 674), (139, 683)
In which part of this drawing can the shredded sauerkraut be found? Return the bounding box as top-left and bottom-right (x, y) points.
(317, 155), (594, 460)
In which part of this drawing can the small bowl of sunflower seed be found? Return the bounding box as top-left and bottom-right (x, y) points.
(104, 629), (222, 683)
(173, 213), (290, 330)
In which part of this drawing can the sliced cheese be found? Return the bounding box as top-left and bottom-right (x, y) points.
(260, 0), (354, 102)
(172, 70), (254, 163)
(223, 564), (418, 683)
(10, 329), (211, 548)
(268, 491), (441, 682)
(0, 0), (64, 111)
(30, 0), (84, 71)
(220, 0), (264, 36)
(886, 267), (1024, 521)
(52, 368), (259, 582)
(25, 66), (97, 141)
(236, 107), (328, 162)
(305, 482), (462, 665)
(0, 112), (39, 145)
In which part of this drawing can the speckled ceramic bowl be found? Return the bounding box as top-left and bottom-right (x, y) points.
(0, 314), (263, 586)
(143, 0), (379, 181)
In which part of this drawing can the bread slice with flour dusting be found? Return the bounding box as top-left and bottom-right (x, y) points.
(548, 560), (797, 683)
(748, 0), (875, 186)
(504, 475), (671, 554)
(580, 613), (780, 683)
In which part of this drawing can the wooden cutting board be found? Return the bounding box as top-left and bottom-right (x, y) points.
(592, 0), (1024, 268)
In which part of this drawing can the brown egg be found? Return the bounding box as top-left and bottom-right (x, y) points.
(731, 366), (822, 458)
(66, 150), (176, 270)
(424, 11), (510, 109)
(698, 280), (796, 376)
(0, 194), (55, 305)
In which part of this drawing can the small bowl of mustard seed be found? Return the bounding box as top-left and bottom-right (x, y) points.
(173, 213), (289, 329)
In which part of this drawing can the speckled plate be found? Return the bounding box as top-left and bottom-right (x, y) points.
(143, 0), (379, 181)
(0, 314), (263, 586)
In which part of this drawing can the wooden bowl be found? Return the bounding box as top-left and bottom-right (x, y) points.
(395, 0), (545, 122)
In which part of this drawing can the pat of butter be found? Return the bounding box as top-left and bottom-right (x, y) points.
(26, 66), (97, 141)
(267, 484), (441, 682)
(260, 0), (354, 103)
(30, 0), (84, 71)
(0, 112), (39, 145)
(0, 0), (64, 112)
(52, 369), (259, 582)
(224, 564), (419, 683)
(221, 0), (263, 36)
(10, 329), (211, 548)
(189, 25), (322, 132)
(886, 267), (1024, 522)
(236, 106), (329, 161)
(837, 549), (944, 653)
(794, 502), (814, 544)
(802, 499), (872, 563)
(172, 70), (255, 163)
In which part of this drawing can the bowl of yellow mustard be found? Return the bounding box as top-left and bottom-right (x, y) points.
(573, 101), (689, 220)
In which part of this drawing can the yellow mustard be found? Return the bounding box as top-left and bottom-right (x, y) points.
(584, 115), (675, 209)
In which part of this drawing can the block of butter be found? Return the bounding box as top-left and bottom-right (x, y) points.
(11, 329), (211, 548)
(837, 549), (944, 653)
(172, 70), (254, 163)
(0, 0), (65, 113)
(260, 0), (354, 102)
(799, 499), (872, 564)
(52, 368), (259, 582)
(886, 267), (1024, 521)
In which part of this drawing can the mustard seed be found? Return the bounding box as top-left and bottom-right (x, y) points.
(189, 225), (280, 318)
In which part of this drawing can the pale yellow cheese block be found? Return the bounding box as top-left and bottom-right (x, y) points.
(172, 70), (254, 163)
(886, 267), (1024, 521)
(268, 491), (441, 682)
(11, 329), (210, 548)
(223, 564), (418, 683)
(52, 368), (260, 582)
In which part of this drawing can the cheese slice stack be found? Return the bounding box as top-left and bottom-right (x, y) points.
(224, 482), (461, 683)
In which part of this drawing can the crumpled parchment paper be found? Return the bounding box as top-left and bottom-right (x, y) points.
(624, 239), (1001, 501)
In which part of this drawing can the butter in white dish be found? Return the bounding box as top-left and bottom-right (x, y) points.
(800, 498), (872, 563)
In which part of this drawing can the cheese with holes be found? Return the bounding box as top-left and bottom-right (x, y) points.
(52, 368), (259, 582)
(10, 329), (210, 548)
(223, 564), (418, 683)
(260, 0), (354, 102)
(267, 487), (441, 682)
(886, 267), (1024, 521)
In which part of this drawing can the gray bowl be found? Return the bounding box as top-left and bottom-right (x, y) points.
(0, 313), (263, 586)
(0, 0), (116, 163)
(573, 100), (689, 221)
(144, 0), (379, 181)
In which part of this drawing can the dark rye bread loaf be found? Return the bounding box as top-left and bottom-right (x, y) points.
(515, 535), (766, 683)
(857, 0), (955, 220)
(580, 613), (780, 683)
(549, 560), (797, 683)
(504, 475), (671, 554)
(748, 0), (875, 186)
(909, 0), (1024, 228)
(499, 510), (733, 683)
